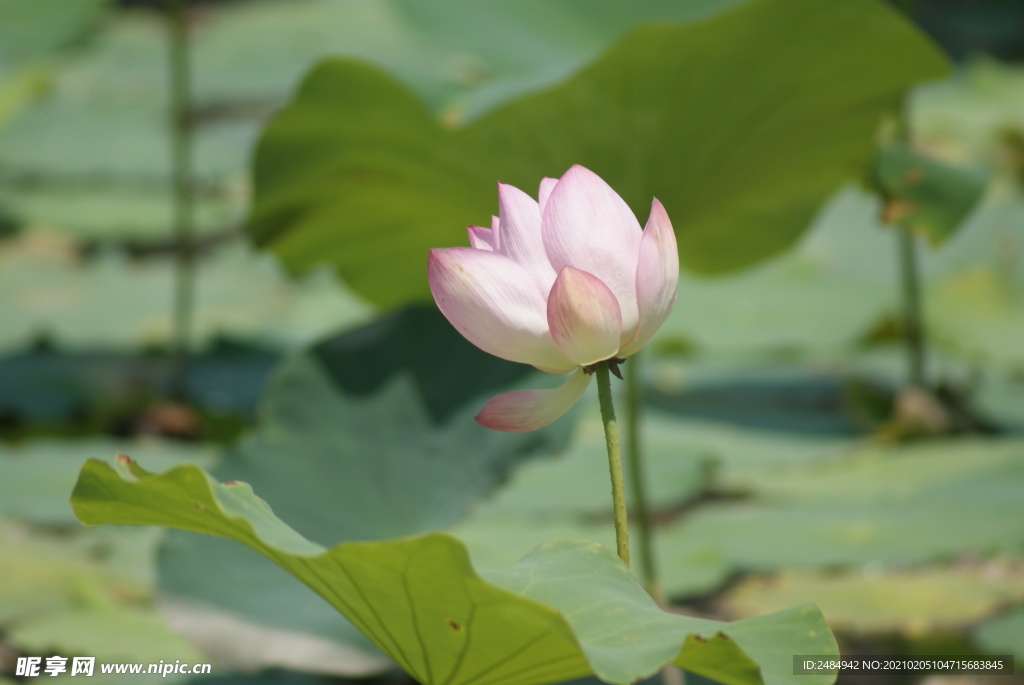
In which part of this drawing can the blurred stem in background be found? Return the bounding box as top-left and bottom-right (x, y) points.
(167, 0), (196, 401)
(898, 225), (927, 388)
(625, 353), (658, 590)
(893, 0), (928, 390)
(625, 354), (685, 685)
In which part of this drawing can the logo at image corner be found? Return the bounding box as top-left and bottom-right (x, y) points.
(15, 657), (95, 677)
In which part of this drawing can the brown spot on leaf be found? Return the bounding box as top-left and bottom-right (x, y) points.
(447, 620), (462, 631)
(882, 199), (913, 224)
(903, 166), (924, 185)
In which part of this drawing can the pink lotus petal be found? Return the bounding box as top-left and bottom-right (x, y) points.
(542, 165), (642, 343)
(428, 248), (574, 372)
(497, 183), (557, 292)
(476, 368), (591, 432)
(538, 177), (558, 212)
(468, 215), (501, 251)
(621, 199), (679, 357)
(489, 215), (501, 247)
(467, 225), (497, 251)
(547, 266), (622, 366)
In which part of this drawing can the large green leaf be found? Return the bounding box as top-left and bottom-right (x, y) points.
(249, 0), (948, 307)
(72, 456), (837, 685)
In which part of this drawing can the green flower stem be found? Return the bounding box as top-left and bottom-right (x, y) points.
(624, 353), (657, 590)
(167, 0), (197, 401)
(596, 362), (629, 565)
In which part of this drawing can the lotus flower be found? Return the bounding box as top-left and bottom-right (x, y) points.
(428, 165), (678, 432)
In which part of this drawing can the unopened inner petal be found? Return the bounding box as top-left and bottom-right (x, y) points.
(546, 266), (623, 367)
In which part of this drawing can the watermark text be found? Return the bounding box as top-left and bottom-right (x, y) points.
(16, 656), (212, 678)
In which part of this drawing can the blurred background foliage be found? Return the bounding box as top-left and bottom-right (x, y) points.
(0, 0), (1023, 684)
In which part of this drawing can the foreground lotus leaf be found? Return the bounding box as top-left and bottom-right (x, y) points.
(71, 456), (838, 685)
